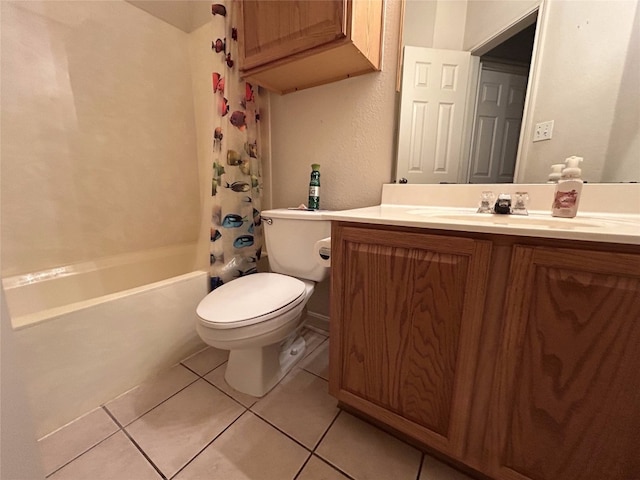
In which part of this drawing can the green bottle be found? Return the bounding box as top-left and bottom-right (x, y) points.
(308, 164), (320, 210)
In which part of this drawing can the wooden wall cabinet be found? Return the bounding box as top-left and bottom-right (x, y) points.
(237, 0), (384, 94)
(330, 222), (640, 480)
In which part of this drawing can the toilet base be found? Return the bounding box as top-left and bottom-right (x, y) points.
(224, 334), (307, 397)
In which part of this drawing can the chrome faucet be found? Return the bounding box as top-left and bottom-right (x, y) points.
(494, 194), (512, 214)
(477, 191), (529, 215)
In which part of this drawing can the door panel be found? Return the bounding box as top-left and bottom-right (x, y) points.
(469, 68), (527, 184)
(396, 47), (472, 184)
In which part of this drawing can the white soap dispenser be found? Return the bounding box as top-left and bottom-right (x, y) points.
(552, 156), (583, 218)
(547, 163), (565, 183)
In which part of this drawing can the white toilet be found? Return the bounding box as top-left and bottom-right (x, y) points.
(196, 208), (331, 397)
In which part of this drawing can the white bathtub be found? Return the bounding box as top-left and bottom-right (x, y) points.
(2, 243), (208, 438)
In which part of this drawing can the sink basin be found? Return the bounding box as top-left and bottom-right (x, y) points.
(405, 210), (602, 229)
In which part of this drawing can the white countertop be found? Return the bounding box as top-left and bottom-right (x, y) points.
(324, 184), (640, 245)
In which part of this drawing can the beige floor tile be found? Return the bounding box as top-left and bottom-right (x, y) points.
(48, 430), (159, 480)
(174, 411), (309, 480)
(105, 364), (198, 426)
(316, 412), (422, 480)
(252, 368), (338, 449)
(126, 378), (245, 478)
(302, 328), (327, 358)
(39, 407), (119, 475)
(181, 346), (229, 376)
(300, 338), (329, 380)
(419, 454), (475, 480)
(297, 455), (350, 480)
(204, 362), (260, 408)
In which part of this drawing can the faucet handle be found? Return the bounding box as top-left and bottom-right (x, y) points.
(512, 191), (529, 215)
(477, 191), (495, 213)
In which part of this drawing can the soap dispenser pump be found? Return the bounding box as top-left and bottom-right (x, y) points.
(547, 163), (565, 183)
(552, 156), (583, 218)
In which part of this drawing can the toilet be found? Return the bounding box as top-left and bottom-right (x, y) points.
(196, 208), (331, 397)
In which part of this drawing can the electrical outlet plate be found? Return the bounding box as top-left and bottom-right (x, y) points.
(533, 120), (554, 142)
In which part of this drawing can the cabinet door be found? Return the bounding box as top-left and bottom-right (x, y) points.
(489, 246), (640, 480)
(330, 224), (492, 458)
(239, 0), (347, 71)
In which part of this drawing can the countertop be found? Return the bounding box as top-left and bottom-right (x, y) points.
(324, 184), (640, 245)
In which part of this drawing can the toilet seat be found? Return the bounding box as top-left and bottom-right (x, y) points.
(196, 272), (307, 329)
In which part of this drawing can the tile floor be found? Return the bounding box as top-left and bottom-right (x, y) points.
(38, 328), (474, 480)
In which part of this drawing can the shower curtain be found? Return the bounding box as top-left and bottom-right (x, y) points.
(209, 2), (264, 290)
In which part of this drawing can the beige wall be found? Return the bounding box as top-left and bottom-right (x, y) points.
(404, 0), (437, 47)
(268, 0), (402, 318)
(517, 0), (640, 182)
(402, 0), (639, 184)
(463, 0), (540, 50)
(0, 1), (201, 277)
(269, 0), (403, 212)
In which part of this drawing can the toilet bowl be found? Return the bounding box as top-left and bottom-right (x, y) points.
(196, 208), (331, 397)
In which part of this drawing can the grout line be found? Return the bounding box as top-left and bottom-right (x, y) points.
(311, 408), (341, 452)
(292, 452), (313, 480)
(44, 426), (122, 478)
(415, 452), (425, 480)
(179, 359), (227, 379)
(168, 410), (246, 480)
(300, 365), (329, 382)
(103, 407), (167, 480)
(200, 368), (258, 409)
(249, 410), (312, 453)
(107, 376), (201, 428)
(312, 453), (357, 480)
(310, 410), (361, 480)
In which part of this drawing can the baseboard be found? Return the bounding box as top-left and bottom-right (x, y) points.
(305, 311), (330, 334)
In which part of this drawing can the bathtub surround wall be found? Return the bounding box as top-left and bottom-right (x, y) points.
(1, 1), (215, 437)
(0, 1), (201, 277)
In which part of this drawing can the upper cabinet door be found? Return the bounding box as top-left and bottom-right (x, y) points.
(239, 0), (347, 71)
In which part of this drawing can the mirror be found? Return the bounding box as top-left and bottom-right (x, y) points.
(398, 0), (639, 184)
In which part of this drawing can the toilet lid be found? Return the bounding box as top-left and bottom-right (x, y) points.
(197, 272), (307, 328)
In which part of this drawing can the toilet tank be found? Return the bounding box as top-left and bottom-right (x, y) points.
(261, 209), (331, 282)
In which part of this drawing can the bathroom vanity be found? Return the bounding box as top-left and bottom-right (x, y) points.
(325, 184), (640, 480)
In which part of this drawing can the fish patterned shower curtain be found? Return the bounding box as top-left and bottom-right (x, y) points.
(209, 1), (264, 290)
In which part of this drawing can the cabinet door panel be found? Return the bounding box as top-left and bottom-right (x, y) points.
(342, 242), (466, 435)
(491, 246), (640, 480)
(331, 225), (491, 456)
(240, 0), (346, 71)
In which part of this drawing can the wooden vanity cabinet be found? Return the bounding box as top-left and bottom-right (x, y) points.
(237, 0), (383, 94)
(330, 222), (640, 480)
(329, 222), (493, 459)
(487, 245), (640, 480)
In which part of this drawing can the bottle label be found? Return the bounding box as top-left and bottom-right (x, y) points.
(309, 186), (320, 197)
(553, 189), (578, 209)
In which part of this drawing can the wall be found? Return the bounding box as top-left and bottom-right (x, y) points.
(268, 0), (402, 317)
(1, 291), (45, 479)
(463, 0), (540, 50)
(269, 0), (402, 212)
(404, 0), (437, 48)
(0, 1), (201, 277)
(517, 0), (640, 182)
